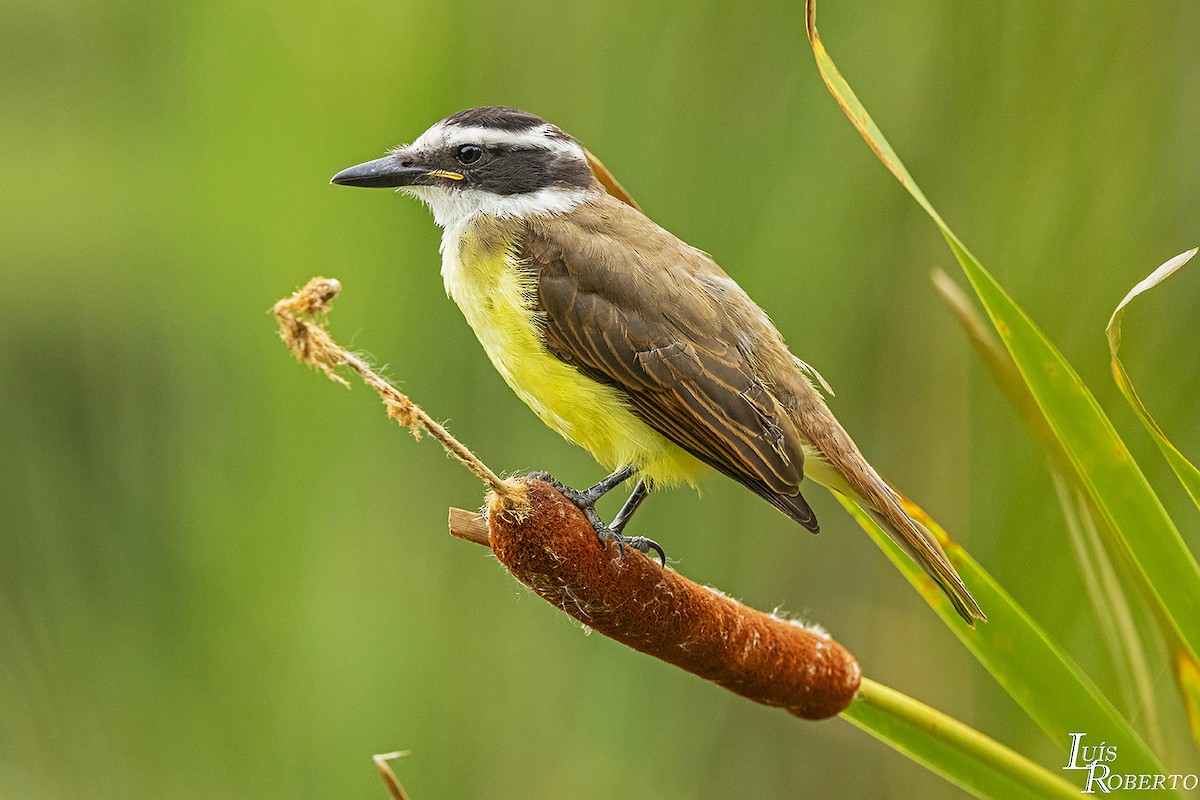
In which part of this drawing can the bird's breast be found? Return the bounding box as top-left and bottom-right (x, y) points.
(439, 217), (702, 485)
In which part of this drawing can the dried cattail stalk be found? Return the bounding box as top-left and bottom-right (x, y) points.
(373, 752), (412, 800)
(273, 276), (528, 511)
(455, 479), (861, 720)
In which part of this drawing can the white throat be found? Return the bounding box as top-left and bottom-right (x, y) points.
(403, 184), (597, 230)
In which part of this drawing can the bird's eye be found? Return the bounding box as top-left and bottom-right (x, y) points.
(456, 145), (484, 165)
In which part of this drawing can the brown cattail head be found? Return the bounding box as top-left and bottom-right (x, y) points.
(487, 479), (861, 720)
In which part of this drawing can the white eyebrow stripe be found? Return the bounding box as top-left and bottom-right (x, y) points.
(411, 122), (584, 158)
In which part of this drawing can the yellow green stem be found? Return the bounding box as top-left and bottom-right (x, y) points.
(842, 678), (1079, 799)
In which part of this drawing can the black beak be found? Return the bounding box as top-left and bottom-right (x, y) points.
(330, 154), (426, 188)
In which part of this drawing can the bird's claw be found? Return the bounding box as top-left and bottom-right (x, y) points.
(526, 471), (600, 507)
(527, 470), (666, 567)
(526, 470), (556, 485)
(595, 525), (667, 566)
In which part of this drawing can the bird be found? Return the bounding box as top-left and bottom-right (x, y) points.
(331, 106), (985, 625)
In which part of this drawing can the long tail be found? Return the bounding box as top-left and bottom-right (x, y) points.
(801, 443), (986, 626)
(863, 506), (984, 626)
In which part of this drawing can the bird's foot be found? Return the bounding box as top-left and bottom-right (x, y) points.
(596, 526), (667, 566)
(527, 470), (621, 508)
(526, 470), (666, 566)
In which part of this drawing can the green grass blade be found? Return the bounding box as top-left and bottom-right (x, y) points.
(1053, 475), (1164, 752)
(842, 679), (1081, 800)
(837, 496), (1173, 783)
(936, 270), (1166, 746)
(931, 270), (1070, 476)
(1106, 248), (1200, 511)
(804, 1), (956, 239)
(944, 231), (1200, 693)
(806, 0), (1200, 718)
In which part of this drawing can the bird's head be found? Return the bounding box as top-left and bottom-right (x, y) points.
(331, 106), (599, 228)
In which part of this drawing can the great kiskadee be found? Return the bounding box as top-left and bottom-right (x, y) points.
(332, 106), (985, 625)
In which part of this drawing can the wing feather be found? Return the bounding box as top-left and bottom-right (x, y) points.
(524, 209), (818, 530)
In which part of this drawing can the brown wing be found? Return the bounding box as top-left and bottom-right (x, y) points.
(522, 205), (819, 531)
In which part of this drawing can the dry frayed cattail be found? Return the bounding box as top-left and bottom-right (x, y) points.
(273, 276), (528, 511)
(274, 276), (349, 386)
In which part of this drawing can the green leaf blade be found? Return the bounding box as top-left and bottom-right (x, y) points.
(952, 239), (1200, 668)
(806, 0), (1200, 746)
(843, 679), (1082, 800)
(1106, 248), (1200, 511)
(838, 496), (1174, 784)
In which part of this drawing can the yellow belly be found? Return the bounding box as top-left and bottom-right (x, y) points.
(441, 221), (703, 486)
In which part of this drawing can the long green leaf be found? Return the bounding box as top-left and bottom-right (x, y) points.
(931, 270), (1070, 478)
(1106, 248), (1200, 511)
(935, 270), (1165, 748)
(945, 227), (1200, 720)
(843, 679), (1081, 800)
(838, 496), (1172, 784)
(1053, 475), (1164, 753)
(806, 0), (1200, 732)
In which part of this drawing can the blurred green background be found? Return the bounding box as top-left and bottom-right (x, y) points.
(2, 1), (1198, 797)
